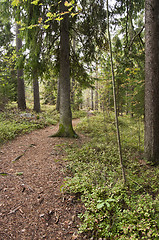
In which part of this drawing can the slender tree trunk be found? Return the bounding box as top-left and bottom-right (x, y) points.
(91, 88), (94, 110)
(107, 0), (126, 183)
(95, 81), (98, 111)
(16, 23), (26, 110)
(33, 69), (40, 113)
(95, 65), (99, 111)
(52, 0), (77, 137)
(145, 0), (159, 165)
(56, 78), (60, 112)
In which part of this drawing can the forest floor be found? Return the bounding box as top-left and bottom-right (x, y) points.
(0, 119), (88, 240)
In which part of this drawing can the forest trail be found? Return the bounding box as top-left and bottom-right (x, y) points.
(0, 119), (86, 240)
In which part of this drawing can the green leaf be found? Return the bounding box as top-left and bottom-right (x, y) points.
(15, 172), (23, 176)
(105, 202), (110, 208)
(68, 6), (73, 12)
(77, 5), (82, 11)
(55, 17), (63, 21)
(96, 198), (116, 209)
(64, 1), (72, 7)
(43, 25), (50, 29)
(12, 0), (20, 6)
(97, 201), (105, 209)
(106, 198), (116, 202)
(0, 172), (8, 176)
(46, 12), (53, 18)
(71, 12), (78, 17)
(31, 0), (40, 5)
(19, 27), (26, 31)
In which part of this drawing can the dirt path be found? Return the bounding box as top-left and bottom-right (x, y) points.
(0, 120), (86, 240)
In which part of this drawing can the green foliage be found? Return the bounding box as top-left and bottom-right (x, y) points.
(63, 114), (159, 239)
(0, 104), (86, 144)
(0, 48), (17, 109)
(72, 110), (87, 119)
(0, 104), (59, 145)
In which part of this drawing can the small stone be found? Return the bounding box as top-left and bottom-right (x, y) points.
(72, 215), (75, 222)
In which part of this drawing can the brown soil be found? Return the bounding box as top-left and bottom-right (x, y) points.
(0, 120), (87, 240)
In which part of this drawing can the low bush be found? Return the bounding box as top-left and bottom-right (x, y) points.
(63, 113), (159, 239)
(0, 104), (59, 144)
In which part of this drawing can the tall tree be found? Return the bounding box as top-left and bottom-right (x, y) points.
(0, 0), (17, 108)
(16, 23), (26, 110)
(53, 0), (77, 137)
(23, 1), (43, 113)
(106, 0), (126, 183)
(145, 0), (159, 165)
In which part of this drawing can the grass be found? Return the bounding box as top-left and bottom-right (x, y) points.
(63, 113), (159, 239)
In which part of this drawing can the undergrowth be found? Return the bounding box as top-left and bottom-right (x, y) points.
(63, 113), (159, 240)
(0, 103), (86, 145)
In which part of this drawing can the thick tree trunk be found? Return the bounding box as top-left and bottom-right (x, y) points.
(33, 69), (40, 113)
(71, 38), (76, 107)
(16, 23), (26, 110)
(52, 0), (77, 137)
(145, 0), (159, 165)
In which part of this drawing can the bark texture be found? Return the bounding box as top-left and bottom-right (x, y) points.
(33, 69), (40, 113)
(56, 79), (60, 112)
(16, 23), (26, 110)
(52, 0), (77, 138)
(145, 0), (159, 165)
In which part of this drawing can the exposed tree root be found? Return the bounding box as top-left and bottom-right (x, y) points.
(49, 123), (78, 138)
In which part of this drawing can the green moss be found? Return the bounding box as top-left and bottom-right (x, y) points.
(49, 123), (78, 138)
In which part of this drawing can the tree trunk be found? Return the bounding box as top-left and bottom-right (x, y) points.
(33, 69), (40, 113)
(107, 0), (126, 184)
(91, 88), (94, 110)
(56, 78), (60, 112)
(95, 64), (98, 111)
(52, 0), (77, 138)
(95, 81), (98, 111)
(16, 23), (26, 110)
(145, 0), (159, 165)
(71, 38), (76, 107)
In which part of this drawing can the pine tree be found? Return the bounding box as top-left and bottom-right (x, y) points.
(16, 23), (26, 110)
(145, 0), (159, 165)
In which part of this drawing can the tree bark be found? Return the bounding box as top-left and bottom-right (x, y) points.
(95, 64), (98, 111)
(16, 23), (26, 111)
(71, 37), (76, 107)
(33, 69), (40, 113)
(56, 78), (60, 112)
(145, 0), (159, 165)
(95, 81), (98, 111)
(52, 0), (77, 137)
(91, 88), (94, 110)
